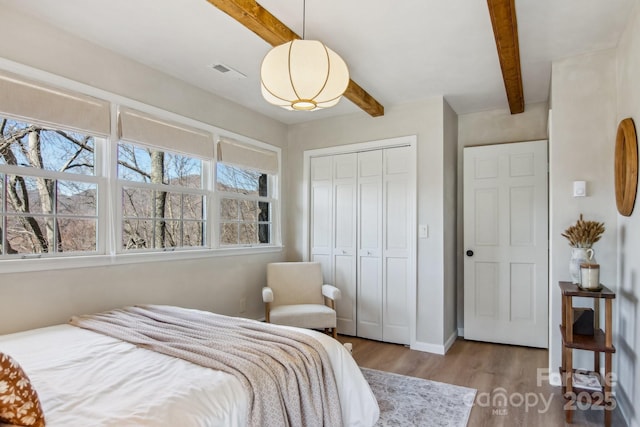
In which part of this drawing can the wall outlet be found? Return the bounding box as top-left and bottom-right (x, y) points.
(239, 297), (246, 313)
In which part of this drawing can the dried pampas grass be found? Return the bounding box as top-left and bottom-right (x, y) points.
(562, 214), (605, 248)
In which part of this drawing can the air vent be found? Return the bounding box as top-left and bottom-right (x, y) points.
(208, 63), (247, 79)
(212, 64), (230, 73)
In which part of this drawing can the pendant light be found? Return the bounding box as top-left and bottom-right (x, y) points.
(260, 1), (349, 111)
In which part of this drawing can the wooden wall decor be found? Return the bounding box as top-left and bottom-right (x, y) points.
(615, 118), (638, 216)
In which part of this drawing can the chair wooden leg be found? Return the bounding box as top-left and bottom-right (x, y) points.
(265, 303), (270, 323)
(332, 327), (337, 339)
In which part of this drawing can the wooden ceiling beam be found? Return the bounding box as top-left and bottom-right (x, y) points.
(487, 0), (524, 114)
(205, 0), (384, 117)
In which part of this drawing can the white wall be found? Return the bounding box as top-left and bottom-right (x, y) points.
(615, 1), (640, 423)
(286, 98), (453, 349)
(0, 8), (288, 334)
(456, 102), (549, 331)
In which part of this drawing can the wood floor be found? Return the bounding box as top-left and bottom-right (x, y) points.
(337, 335), (627, 427)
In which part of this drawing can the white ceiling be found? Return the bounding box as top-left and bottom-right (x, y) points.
(0, 0), (635, 124)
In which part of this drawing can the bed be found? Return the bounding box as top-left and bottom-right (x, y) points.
(0, 305), (379, 427)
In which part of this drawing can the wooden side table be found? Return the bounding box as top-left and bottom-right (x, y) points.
(559, 281), (616, 426)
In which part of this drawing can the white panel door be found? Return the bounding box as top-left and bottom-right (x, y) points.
(463, 140), (548, 348)
(332, 153), (357, 336)
(382, 146), (411, 344)
(310, 156), (333, 280)
(356, 150), (383, 340)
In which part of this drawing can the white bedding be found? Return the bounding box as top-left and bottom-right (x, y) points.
(0, 322), (379, 427)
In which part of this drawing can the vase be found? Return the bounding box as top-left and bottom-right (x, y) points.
(570, 248), (595, 284)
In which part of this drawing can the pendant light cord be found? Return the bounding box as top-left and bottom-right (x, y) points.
(302, 0), (306, 40)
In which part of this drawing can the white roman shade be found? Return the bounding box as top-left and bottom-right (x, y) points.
(0, 71), (110, 135)
(118, 107), (213, 158)
(217, 138), (279, 175)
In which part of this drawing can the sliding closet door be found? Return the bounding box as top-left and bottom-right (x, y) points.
(332, 154), (357, 336)
(382, 146), (411, 344)
(356, 150), (384, 340)
(310, 156), (333, 279)
(309, 142), (414, 345)
(310, 154), (357, 336)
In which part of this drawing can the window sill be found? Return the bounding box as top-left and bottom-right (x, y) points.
(0, 245), (284, 274)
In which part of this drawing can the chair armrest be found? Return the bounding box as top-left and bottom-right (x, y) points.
(322, 284), (341, 301)
(262, 286), (274, 303)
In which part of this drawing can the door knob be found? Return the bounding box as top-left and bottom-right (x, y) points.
(466, 250), (474, 257)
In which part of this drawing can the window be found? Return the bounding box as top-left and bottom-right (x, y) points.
(117, 142), (206, 251)
(0, 117), (100, 257)
(217, 163), (273, 246)
(215, 138), (278, 247)
(0, 73), (281, 266)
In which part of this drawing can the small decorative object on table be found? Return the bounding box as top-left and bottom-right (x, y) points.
(562, 214), (605, 284)
(580, 262), (601, 290)
(572, 307), (594, 335)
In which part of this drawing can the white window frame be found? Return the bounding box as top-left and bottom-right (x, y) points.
(0, 60), (283, 273)
(0, 114), (106, 259)
(214, 135), (281, 249)
(215, 165), (277, 248)
(115, 166), (210, 254)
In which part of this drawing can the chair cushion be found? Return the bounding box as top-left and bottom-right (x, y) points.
(267, 262), (324, 306)
(269, 304), (336, 329)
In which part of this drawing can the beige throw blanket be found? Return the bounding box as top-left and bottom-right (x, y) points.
(69, 305), (342, 427)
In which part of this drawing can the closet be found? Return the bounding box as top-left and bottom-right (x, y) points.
(309, 144), (413, 345)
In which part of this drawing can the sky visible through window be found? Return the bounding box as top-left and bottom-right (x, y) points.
(0, 119), (95, 196)
(0, 119), (95, 174)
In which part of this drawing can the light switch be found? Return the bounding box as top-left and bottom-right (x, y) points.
(419, 224), (428, 238)
(573, 181), (586, 197)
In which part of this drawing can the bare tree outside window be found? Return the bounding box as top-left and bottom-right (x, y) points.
(0, 115), (277, 257)
(0, 117), (97, 256)
(217, 163), (271, 246)
(117, 142), (205, 251)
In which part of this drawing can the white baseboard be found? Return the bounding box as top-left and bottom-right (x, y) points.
(411, 330), (458, 355)
(444, 330), (458, 353)
(411, 341), (446, 355)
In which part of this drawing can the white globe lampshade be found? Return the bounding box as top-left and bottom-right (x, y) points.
(261, 39), (349, 111)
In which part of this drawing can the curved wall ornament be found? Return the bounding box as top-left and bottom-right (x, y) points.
(615, 118), (638, 216)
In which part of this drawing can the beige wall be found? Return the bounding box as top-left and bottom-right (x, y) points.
(550, 48), (619, 389)
(456, 102), (549, 331)
(615, 1), (640, 423)
(458, 102), (549, 147)
(286, 98), (453, 349)
(0, 8), (288, 334)
(443, 100), (458, 342)
(0, 253), (283, 334)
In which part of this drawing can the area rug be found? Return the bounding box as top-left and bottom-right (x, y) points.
(361, 368), (476, 427)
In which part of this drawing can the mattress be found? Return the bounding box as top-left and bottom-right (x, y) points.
(0, 320), (378, 426)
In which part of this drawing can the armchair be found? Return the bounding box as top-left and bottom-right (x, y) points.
(262, 262), (341, 338)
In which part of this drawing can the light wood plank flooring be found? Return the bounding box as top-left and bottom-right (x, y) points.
(338, 336), (626, 427)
